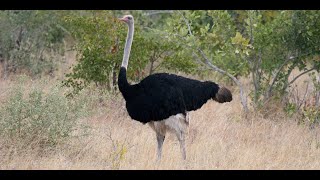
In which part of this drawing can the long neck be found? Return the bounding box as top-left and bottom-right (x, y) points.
(118, 22), (134, 100)
(121, 22), (134, 69)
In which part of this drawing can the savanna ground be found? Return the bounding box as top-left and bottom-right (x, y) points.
(1, 51), (320, 170)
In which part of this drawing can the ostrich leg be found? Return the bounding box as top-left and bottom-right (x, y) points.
(149, 121), (166, 161)
(164, 113), (188, 160)
(156, 133), (165, 161)
(176, 130), (186, 160)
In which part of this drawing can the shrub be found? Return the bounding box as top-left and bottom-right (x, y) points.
(0, 76), (93, 149)
(0, 10), (66, 78)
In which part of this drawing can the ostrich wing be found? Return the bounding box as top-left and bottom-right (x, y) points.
(125, 78), (187, 123)
(156, 73), (220, 112)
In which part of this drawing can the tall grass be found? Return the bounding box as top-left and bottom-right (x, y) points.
(0, 76), (96, 151)
(1, 73), (320, 169)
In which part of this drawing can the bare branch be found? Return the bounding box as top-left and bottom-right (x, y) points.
(177, 11), (193, 36)
(265, 56), (293, 100)
(191, 52), (208, 67)
(297, 82), (309, 111)
(289, 67), (317, 86)
(196, 49), (249, 113)
(257, 50), (263, 80)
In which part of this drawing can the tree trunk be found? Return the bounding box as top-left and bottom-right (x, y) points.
(251, 51), (263, 106)
(15, 26), (24, 50)
(149, 59), (154, 75)
(112, 63), (118, 91)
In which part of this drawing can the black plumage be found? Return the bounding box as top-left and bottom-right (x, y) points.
(118, 67), (232, 124)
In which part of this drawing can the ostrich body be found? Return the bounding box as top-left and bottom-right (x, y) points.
(118, 15), (232, 160)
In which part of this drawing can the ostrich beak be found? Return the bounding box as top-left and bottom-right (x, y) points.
(118, 17), (127, 23)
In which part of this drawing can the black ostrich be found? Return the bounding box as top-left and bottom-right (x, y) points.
(118, 15), (232, 160)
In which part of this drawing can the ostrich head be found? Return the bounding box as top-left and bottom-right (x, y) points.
(213, 86), (233, 103)
(119, 15), (134, 24)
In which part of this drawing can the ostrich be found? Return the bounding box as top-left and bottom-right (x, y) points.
(118, 15), (232, 160)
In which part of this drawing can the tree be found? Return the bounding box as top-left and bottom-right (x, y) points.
(242, 10), (320, 107)
(0, 10), (66, 78)
(61, 10), (320, 115)
(62, 10), (199, 96)
(153, 10), (250, 112)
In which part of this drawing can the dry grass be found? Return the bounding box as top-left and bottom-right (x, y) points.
(1, 76), (320, 170)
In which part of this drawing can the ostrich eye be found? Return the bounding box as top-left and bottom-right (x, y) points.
(127, 17), (132, 20)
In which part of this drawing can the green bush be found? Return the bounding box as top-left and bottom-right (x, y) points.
(0, 10), (67, 77)
(0, 76), (93, 149)
(302, 107), (320, 128)
(284, 103), (297, 118)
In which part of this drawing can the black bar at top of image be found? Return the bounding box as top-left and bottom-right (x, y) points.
(0, 0), (319, 10)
